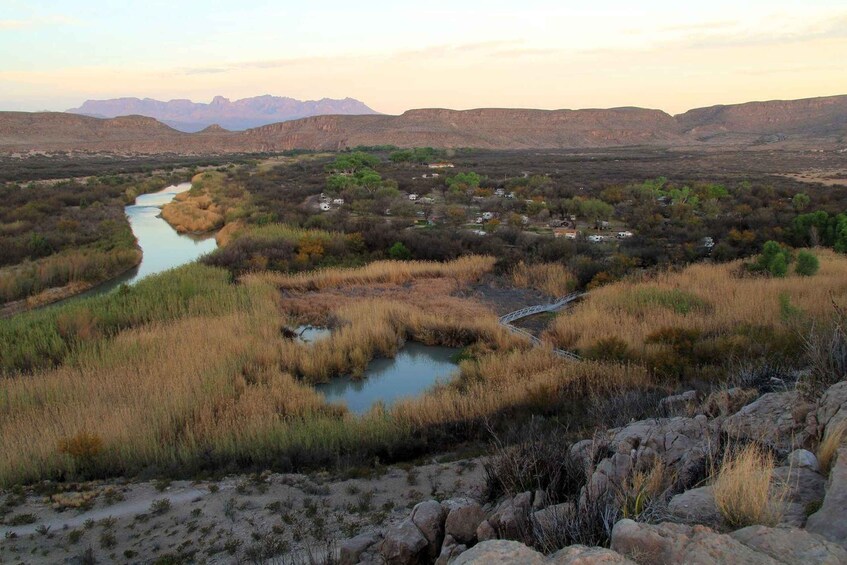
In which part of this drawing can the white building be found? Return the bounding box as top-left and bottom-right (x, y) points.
(481, 212), (495, 220)
(617, 231), (634, 239)
(408, 193), (418, 201)
(588, 235), (605, 243)
(333, 198), (345, 205)
(319, 202), (331, 211)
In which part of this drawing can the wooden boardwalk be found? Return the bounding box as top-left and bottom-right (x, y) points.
(498, 292), (584, 360)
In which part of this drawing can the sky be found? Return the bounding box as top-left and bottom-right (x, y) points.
(1, 0), (846, 115)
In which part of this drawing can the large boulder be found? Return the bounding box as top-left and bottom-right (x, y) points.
(443, 498), (486, 545)
(548, 545), (635, 564)
(585, 415), (718, 502)
(610, 519), (777, 564)
(731, 525), (847, 564)
(722, 391), (815, 456)
(380, 519), (429, 565)
(531, 502), (575, 546)
(816, 381), (847, 436)
(435, 534), (467, 565)
(658, 390), (698, 417)
(410, 500), (447, 559)
(787, 448), (820, 472)
(488, 491), (534, 540)
(772, 465), (827, 527)
(340, 532), (382, 565)
(667, 486), (721, 527)
(451, 540), (545, 564)
(807, 447), (847, 547)
(701, 387), (759, 419)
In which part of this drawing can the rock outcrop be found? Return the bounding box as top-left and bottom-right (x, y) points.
(806, 448), (847, 547)
(339, 379), (847, 565)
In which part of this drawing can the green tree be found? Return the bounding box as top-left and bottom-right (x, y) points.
(579, 199), (614, 223)
(795, 251), (820, 276)
(388, 241), (412, 260)
(446, 172), (482, 192)
(792, 193), (811, 212)
(758, 240), (791, 277)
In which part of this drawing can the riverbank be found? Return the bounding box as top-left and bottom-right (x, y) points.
(0, 256), (141, 318)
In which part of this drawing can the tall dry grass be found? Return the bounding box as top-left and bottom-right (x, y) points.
(0, 253), (657, 486)
(545, 249), (847, 353)
(511, 261), (576, 297)
(249, 255), (495, 290)
(818, 421), (847, 475)
(712, 444), (786, 528)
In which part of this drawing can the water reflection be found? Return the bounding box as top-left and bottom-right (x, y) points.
(316, 343), (459, 415)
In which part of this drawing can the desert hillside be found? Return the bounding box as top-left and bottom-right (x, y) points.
(1, 94), (845, 154)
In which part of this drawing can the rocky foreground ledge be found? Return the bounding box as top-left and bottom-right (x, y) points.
(340, 380), (847, 564)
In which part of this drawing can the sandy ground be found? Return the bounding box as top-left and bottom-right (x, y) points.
(0, 457), (485, 564)
(781, 169), (847, 187)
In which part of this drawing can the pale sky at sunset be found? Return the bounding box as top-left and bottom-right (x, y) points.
(1, 0), (846, 115)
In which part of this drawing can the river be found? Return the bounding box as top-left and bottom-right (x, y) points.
(54, 182), (218, 302)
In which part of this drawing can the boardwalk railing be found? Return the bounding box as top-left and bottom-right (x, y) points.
(498, 292), (586, 361)
(498, 292), (585, 324)
(502, 323), (581, 360)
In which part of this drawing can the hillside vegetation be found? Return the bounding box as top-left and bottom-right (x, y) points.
(1, 250), (845, 486)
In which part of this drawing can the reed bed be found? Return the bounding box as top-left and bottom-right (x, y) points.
(545, 249), (847, 353)
(511, 261), (576, 297)
(0, 247), (141, 304)
(0, 253), (655, 486)
(249, 255), (496, 290)
(0, 264), (275, 375)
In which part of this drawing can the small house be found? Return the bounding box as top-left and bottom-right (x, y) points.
(494, 189), (506, 197)
(553, 228), (578, 239)
(481, 212), (495, 220)
(617, 231), (633, 239)
(319, 202), (331, 211)
(408, 193), (418, 201)
(427, 162), (454, 169)
(333, 198), (345, 205)
(588, 235), (605, 243)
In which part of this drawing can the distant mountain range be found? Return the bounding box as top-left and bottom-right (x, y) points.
(2, 94), (845, 154)
(66, 95), (380, 132)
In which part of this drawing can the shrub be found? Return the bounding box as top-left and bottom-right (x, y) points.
(58, 432), (103, 463)
(754, 240), (791, 278)
(801, 303), (847, 399)
(388, 241), (412, 260)
(584, 337), (632, 363)
(795, 251), (820, 277)
(712, 444), (785, 528)
(150, 498), (172, 515)
(483, 418), (584, 504)
(616, 460), (675, 522)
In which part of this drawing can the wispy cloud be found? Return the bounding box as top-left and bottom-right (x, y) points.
(0, 14), (80, 30)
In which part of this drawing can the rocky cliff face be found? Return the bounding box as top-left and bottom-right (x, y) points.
(3, 94), (846, 154)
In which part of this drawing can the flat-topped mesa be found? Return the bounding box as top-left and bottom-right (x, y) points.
(2, 93), (846, 153)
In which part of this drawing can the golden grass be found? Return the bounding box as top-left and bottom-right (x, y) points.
(712, 444), (786, 528)
(511, 261), (575, 297)
(0, 254), (654, 486)
(618, 459), (675, 519)
(249, 255), (496, 290)
(545, 249), (847, 352)
(818, 421), (847, 475)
